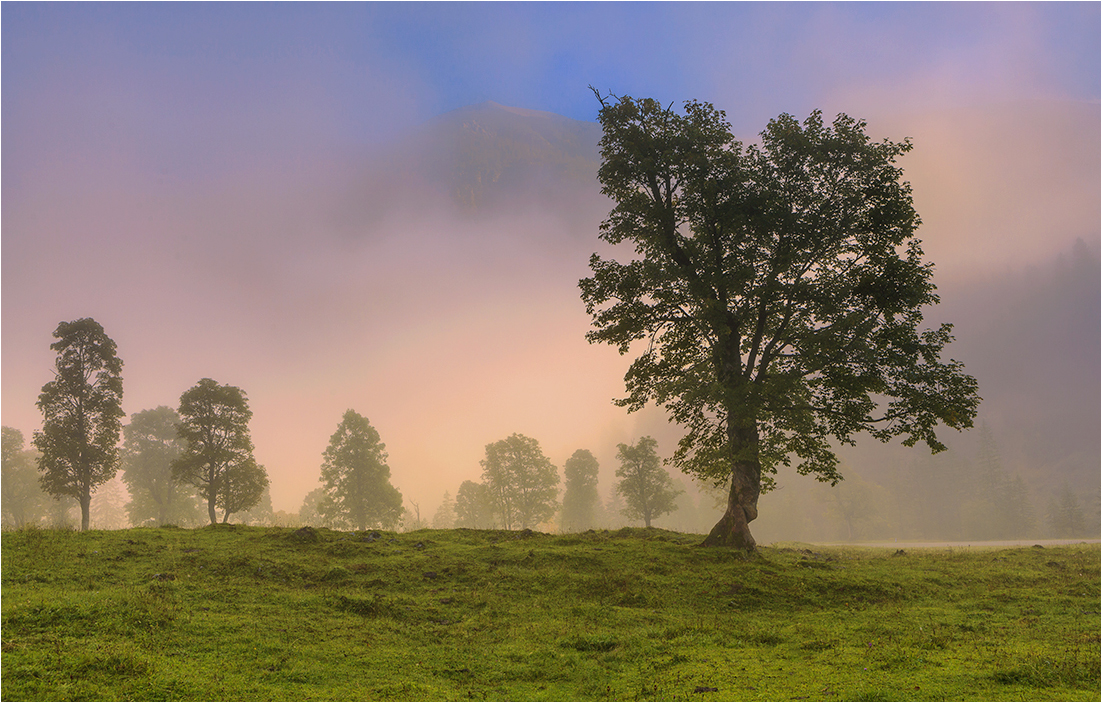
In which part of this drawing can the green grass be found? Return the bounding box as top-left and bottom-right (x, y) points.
(2, 525), (1098, 701)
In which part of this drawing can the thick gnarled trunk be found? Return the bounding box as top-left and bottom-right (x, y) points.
(702, 424), (761, 549)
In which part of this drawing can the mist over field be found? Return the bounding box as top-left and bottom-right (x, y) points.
(2, 4), (1098, 541)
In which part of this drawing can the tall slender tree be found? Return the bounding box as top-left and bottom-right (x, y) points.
(32, 318), (125, 531)
(581, 92), (980, 548)
(615, 437), (682, 528)
(318, 410), (403, 531)
(171, 379), (259, 525)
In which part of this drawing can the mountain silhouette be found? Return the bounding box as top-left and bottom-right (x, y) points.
(416, 101), (604, 213)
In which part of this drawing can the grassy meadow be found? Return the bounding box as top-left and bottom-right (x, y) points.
(1, 525), (1098, 701)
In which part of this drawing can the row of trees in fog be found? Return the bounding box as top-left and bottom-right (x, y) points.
(2, 99), (1096, 541)
(1, 317), (1094, 541)
(440, 434), (683, 532)
(296, 431), (686, 535)
(0, 318), (273, 530)
(3, 317), (691, 534)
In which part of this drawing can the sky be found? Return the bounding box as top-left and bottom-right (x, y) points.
(3, 2), (1099, 517)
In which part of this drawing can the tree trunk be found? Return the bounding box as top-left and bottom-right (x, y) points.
(208, 495), (218, 525)
(702, 425), (761, 549)
(79, 491), (91, 531)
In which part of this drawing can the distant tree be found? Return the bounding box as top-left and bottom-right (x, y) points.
(1002, 475), (1036, 539)
(560, 449), (601, 532)
(1046, 484), (1087, 538)
(481, 434), (559, 530)
(172, 378), (258, 525)
(46, 496), (80, 529)
(90, 475), (130, 529)
(601, 488), (626, 529)
(432, 491), (456, 529)
(819, 470), (889, 541)
(580, 93), (980, 548)
(227, 477), (272, 525)
(655, 479), (711, 534)
(318, 410), (403, 531)
(454, 480), (496, 528)
(2, 427), (50, 528)
(269, 510), (301, 528)
(402, 499), (428, 532)
(960, 425), (1037, 540)
(299, 487), (327, 526)
(121, 406), (203, 527)
(615, 436), (682, 528)
(32, 318), (125, 531)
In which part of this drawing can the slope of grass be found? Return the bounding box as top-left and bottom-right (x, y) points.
(2, 525), (1098, 701)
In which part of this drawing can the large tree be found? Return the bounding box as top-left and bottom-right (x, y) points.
(560, 449), (601, 532)
(121, 406), (204, 527)
(580, 93), (980, 548)
(318, 410), (403, 531)
(32, 318), (125, 531)
(2, 427), (50, 528)
(614, 436), (682, 528)
(171, 379), (260, 525)
(480, 433), (559, 530)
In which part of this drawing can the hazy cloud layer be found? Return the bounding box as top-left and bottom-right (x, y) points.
(3, 4), (1097, 516)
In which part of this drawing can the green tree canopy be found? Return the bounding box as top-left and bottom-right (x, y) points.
(224, 472), (272, 524)
(121, 406), (204, 527)
(560, 448), (601, 532)
(318, 410), (403, 531)
(2, 426), (50, 528)
(32, 318), (125, 531)
(615, 436), (682, 528)
(581, 92), (980, 548)
(218, 460), (270, 524)
(171, 378), (258, 525)
(480, 433), (559, 530)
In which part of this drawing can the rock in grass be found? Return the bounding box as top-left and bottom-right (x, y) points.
(292, 527), (321, 542)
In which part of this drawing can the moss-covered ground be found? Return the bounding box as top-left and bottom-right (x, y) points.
(2, 525), (1098, 701)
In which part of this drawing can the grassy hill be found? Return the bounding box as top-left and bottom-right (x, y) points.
(2, 525), (1098, 701)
